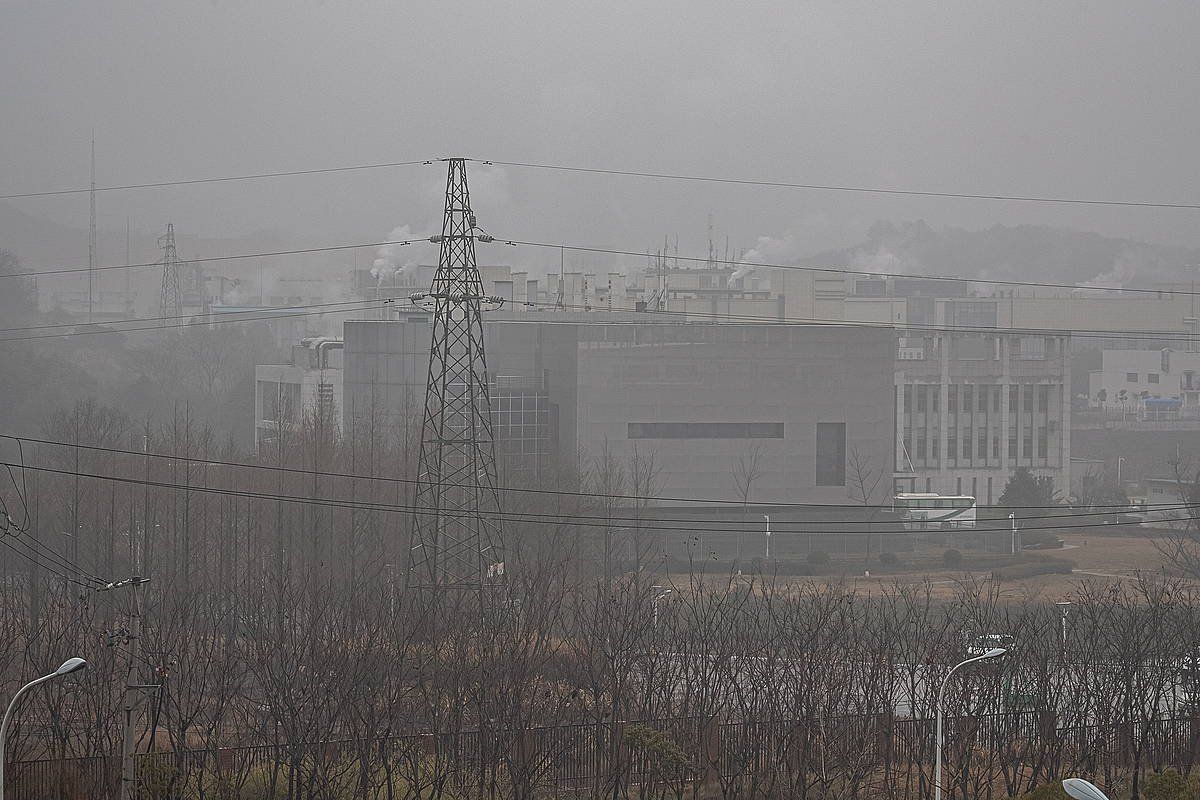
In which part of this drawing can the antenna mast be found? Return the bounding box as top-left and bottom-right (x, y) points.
(88, 134), (97, 323)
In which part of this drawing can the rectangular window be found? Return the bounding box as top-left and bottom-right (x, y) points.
(1127, 372), (1139, 382)
(978, 386), (987, 412)
(978, 431), (988, 459)
(917, 386), (928, 412)
(1009, 385), (1018, 411)
(932, 390), (940, 412)
(931, 438), (940, 460)
(916, 437), (927, 459)
(1023, 434), (1033, 461)
(903, 385), (913, 410)
(1148, 373), (1160, 384)
(815, 422), (846, 486)
(948, 387), (957, 413)
(947, 430), (957, 461)
(1024, 384), (1035, 411)
(628, 422), (785, 439)
(1018, 336), (1046, 360)
(963, 386), (973, 413)
(993, 387), (1001, 412)
(963, 433), (972, 460)
(1038, 426), (1048, 458)
(1038, 385), (1050, 412)
(1009, 434), (1017, 459)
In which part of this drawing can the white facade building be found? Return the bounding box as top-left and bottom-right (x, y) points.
(1088, 349), (1200, 418)
(254, 337), (344, 450)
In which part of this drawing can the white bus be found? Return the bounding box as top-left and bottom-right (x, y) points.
(893, 493), (977, 530)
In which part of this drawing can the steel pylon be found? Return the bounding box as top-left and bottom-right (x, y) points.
(158, 223), (183, 324)
(407, 159), (504, 589)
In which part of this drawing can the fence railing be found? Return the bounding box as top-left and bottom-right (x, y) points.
(6, 712), (1200, 799)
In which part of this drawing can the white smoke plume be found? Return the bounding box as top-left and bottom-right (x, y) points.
(371, 224), (417, 286)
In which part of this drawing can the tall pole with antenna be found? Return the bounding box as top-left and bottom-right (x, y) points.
(407, 159), (504, 590)
(88, 134), (97, 323)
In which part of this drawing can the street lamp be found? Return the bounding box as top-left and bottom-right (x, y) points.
(762, 515), (771, 560)
(934, 648), (1006, 800)
(1055, 600), (1072, 652)
(1008, 513), (1017, 555)
(1116, 457), (1126, 490)
(652, 587), (673, 627)
(0, 658), (88, 800)
(1063, 778), (1111, 800)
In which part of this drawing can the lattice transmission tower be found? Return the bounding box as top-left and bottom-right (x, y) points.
(158, 223), (184, 323)
(407, 158), (505, 590)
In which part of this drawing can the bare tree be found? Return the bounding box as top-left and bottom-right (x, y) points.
(730, 445), (763, 565)
(846, 446), (884, 566)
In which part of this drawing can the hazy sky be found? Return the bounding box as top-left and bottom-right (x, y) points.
(4, 1), (1200, 274)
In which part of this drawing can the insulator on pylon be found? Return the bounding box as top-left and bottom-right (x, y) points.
(429, 235), (444, 244)
(476, 234), (495, 243)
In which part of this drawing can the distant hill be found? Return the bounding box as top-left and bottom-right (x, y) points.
(804, 221), (1200, 290)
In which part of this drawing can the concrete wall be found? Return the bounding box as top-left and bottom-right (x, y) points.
(575, 324), (895, 505)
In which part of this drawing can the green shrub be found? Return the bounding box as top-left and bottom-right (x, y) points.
(992, 556), (1075, 581)
(1143, 769), (1191, 800)
(806, 550), (831, 568)
(942, 548), (963, 568)
(1018, 781), (1070, 800)
(878, 551), (899, 567)
(1021, 531), (1062, 549)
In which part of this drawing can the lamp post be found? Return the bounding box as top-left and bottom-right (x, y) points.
(1116, 457), (1126, 490)
(652, 587), (673, 627)
(1055, 600), (1072, 653)
(935, 648), (1006, 800)
(0, 658), (88, 800)
(1063, 778), (1111, 800)
(762, 514), (771, 560)
(1008, 513), (1017, 555)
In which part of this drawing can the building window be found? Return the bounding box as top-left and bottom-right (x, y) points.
(1148, 373), (1160, 384)
(1023, 434), (1033, 461)
(627, 422), (785, 439)
(1024, 384), (1035, 412)
(931, 438), (939, 460)
(1018, 337), (1046, 360)
(1126, 372), (1139, 382)
(917, 386), (927, 412)
(963, 385), (973, 413)
(916, 437), (927, 460)
(948, 387), (957, 413)
(993, 387), (1001, 412)
(815, 422), (846, 486)
(1038, 426), (1048, 458)
(903, 385), (913, 410)
(1009, 385), (1018, 411)
(948, 430), (957, 461)
(1038, 385), (1050, 412)
(962, 434), (972, 460)
(978, 431), (988, 459)
(977, 386), (987, 412)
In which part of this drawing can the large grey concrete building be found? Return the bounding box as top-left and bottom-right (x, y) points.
(341, 316), (896, 506)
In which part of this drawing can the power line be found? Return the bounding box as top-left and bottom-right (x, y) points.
(500, 237), (1200, 299)
(2, 459), (1189, 537)
(0, 433), (1163, 515)
(6, 152), (1200, 211)
(470, 158), (1200, 211)
(7, 278), (1200, 347)
(1, 237), (431, 280)
(0, 159), (436, 200)
(0, 299), (395, 343)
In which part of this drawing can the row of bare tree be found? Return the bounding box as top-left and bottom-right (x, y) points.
(1, 400), (1199, 799)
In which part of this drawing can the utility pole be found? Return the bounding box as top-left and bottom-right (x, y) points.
(158, 224), (184, 324)
(407, 159), (505, 590)
(98, 575), (155, 800)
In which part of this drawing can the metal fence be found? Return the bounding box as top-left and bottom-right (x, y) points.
(6, 712), (1200, 799)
